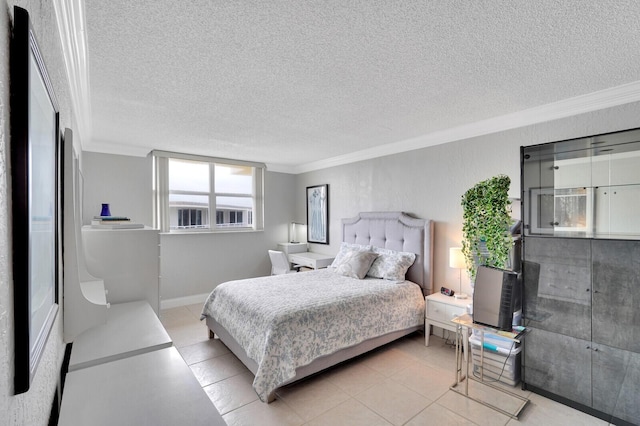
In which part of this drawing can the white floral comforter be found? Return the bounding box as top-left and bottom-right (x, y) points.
(201, 269), (425, 401)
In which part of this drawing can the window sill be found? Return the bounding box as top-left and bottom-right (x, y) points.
(160, 228), (264, 236)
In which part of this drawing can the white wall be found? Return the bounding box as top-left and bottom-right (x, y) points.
(82, 152), (153, 225)
(0, 2), (76, 424)
(83, 102), (640, 302)
(81, 156), (298, 302)
(160, 170), (297, 301)
(296, 101), (640, 296)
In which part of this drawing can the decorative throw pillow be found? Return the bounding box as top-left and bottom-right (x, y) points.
(367, 247), (416, 281)
(333, 250), (379, 279)
(329, 242), (373, 269)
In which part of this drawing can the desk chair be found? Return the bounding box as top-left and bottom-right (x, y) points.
(268, 250), (300, 275)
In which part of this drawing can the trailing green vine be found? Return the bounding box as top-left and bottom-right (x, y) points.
(461, 174), (513, 280)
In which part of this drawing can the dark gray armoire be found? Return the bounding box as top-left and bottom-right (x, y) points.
(521, 128), (640, 426)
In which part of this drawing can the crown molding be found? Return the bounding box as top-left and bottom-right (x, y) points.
(291, 80), (640, 174)
(265, 163), (299, 174)
(53, 0), (91, 145)
(83, 139), (154, 158)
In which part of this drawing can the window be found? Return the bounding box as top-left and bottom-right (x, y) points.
(178, 208), (204, 228)
(152, 151), (264, 232)
(229, 210), (243, 224)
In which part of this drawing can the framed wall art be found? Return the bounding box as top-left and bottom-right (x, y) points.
(306, 184), (328, 244)
(11, 6), (60, 394)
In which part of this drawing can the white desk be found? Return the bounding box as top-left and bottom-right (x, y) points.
(288, 252), (335, 269)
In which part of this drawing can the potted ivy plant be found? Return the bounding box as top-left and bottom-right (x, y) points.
(461, 174), (513, 281)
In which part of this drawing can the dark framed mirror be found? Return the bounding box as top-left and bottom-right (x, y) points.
(11, 6), (60, 394)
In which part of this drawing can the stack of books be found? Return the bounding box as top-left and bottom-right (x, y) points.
(91, 216), (144, 229)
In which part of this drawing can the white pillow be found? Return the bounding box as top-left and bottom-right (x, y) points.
(367, 247), (416, 281)
(333, 250), (379, 279)
(329, 242), (373, 269)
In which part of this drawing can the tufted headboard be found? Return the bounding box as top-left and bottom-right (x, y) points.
(341, 212), (434, 295)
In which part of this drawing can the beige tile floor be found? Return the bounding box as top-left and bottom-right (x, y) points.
(161, 304), (611, 426)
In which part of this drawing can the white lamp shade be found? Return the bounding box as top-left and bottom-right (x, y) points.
(449, 247), (466, 269)
(290, 222), (306, 243)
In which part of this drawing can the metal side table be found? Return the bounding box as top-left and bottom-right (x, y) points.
(450, 314), (530, 419)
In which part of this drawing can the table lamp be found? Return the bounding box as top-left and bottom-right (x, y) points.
(449, 247), (467, 299)
(290, 222), (304, 243)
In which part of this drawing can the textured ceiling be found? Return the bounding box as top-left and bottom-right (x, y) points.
(82, 0), (640, 172)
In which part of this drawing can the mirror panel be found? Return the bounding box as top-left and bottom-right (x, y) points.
(522, 128), (640, 240)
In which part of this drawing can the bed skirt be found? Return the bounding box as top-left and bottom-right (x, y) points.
(205, 316), (422, 402)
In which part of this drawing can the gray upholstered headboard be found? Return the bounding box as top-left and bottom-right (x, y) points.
(341, 212), (434, 295)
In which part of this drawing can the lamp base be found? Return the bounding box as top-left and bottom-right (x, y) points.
(454, 293), (468, 300)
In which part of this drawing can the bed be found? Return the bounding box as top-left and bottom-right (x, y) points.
(201, 211), (434, 402)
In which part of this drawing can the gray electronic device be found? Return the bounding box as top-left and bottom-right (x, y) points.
(472, 265), (521, 331)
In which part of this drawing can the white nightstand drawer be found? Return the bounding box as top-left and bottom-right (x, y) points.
(427, 299), (467, 322)
(427, 300), (447, 322)
(427, 300), (465, 322)
(446, 304), (466, 321)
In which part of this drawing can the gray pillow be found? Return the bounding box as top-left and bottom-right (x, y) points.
(333, 250), (379, 279)
(329, 242), (374, 269)
(367, 247), (416, 281)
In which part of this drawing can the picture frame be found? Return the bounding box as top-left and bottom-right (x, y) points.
(306, 184), (329, 244)
(11, 6), (60, 394)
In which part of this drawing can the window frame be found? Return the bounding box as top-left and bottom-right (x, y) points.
(177, 208), (204, 229)
(152, 150), (264, 233)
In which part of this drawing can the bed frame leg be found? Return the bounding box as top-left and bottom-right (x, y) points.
(209, 329), (215, 339)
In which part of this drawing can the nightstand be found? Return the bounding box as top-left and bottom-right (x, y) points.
(425, 293), (471, 359)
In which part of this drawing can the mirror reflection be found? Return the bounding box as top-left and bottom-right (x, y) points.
(522, 128), (640, 239)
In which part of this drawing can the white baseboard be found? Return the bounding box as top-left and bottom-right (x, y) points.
(160, 293), (210, 310)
